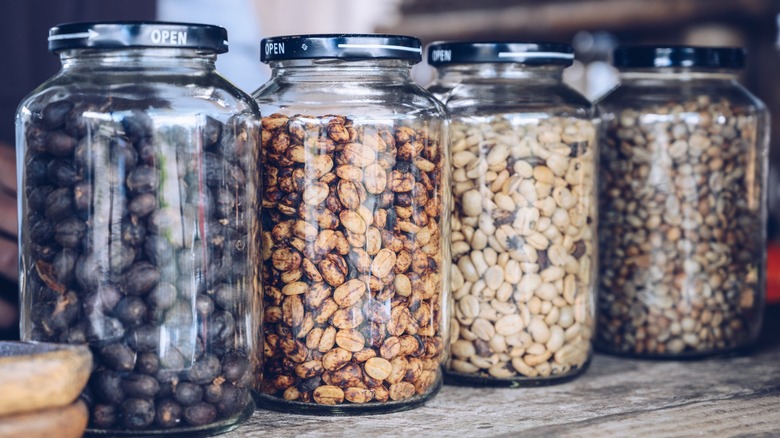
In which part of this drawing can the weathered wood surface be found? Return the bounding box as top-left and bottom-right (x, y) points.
(228, 308), (780, 437)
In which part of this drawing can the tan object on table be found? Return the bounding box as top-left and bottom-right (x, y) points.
(0, 341), (92, 416)
(0, 400), (88, 438)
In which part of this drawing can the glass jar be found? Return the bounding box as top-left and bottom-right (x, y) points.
(17, 22), (261, 434)
(427, 42), (598, 386)
(253, 34), (450, 413)
(596, 46), (768, 358)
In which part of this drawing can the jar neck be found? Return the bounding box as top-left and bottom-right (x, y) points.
(618, 68), (741, 84)
(268, 59), (416, 83)
(59, 48), (218, 72)
(435, 64), (566, 84)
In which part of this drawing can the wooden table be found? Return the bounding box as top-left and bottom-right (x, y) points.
(227, 306), (780, 437)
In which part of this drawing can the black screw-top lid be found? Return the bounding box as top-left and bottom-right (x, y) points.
(426, 41), (574, 66)
(48, 22), (229, 53)
(612, 46), (745, 69)
(260, 34), (422, 63)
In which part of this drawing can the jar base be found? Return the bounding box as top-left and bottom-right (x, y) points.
(444, 358), (591, 388)
(594, 342), (755, 360)
(253, 373), (443, 416)
(85, 398), (255, 437)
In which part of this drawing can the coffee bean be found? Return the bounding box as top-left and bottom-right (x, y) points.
(155, 398), (182, 428)
(42, 100), (74, 129)
(174, 382), (203, 406)
(91, 370), (125, 405)
(122, 374), (161, 398)
(183, 402), (217, 427)
(122, 398), (156, 429)
(91, 404), (118, 428)
(186, 354), (221, 384)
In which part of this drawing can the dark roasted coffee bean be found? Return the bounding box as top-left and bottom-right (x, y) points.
(204, 153), (246, 188)
(195, 294), (215, 318)
(46, 159), (80, 185)
(126, 324), (160, 353)
(27, 185), (55, 212)
(122, 374), (161, 398)
(159, 347), (185, 370)
(122, 398), (156, 429)
(41, 100), (74, 129)
(30, 219), (55, 244)
(144, 235), (175, 266)
(203, 382), (223, 404)
(298, 376), (321, 393)
(174, 382), (203, 406)
(26, 123), (49, 153)
(44, 188), (73, 220)
(100, 343), (136, 371)
(61, 322), (87, 344)
(148, 282), (177, 311)
(186, 354), (221, 384)
(45, 131), (77, 156)
(122, 110), (154, 143)
(54, 217), (87, 249)
(109, 244), (137, 275)
(204, 116), (223, 147)
(123, 262), (160, 295)
(213, 187), (235, 218)
(73, 182), (91, 211)
(216, 385), (246, 417)
(183, 402), (217, 427)
(91, 370), (125, 405)
(155, 399), (182, 428)
(86, 316), (125, 346)
(136, 352), (160, 375)
(122, 218), (147, 247)
(128, 193), (157, 217)
(206, 311), (235, 346)
(213, 284), (236, 310)
(65, 102), (99, 137)
(75, 254), (101, 290)
(51, 248), (77, 286)
(115, 296), (148, 327)
(126, 166), (159, 194)
(91, 404), (118, 428)
(164, 300), (194, 327)
(222, 352), (250, 384)
(111, 137), (138, 169)
(83, 285), (123, 316)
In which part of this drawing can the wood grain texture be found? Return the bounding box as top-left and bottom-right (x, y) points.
(226, 308), (780, 437)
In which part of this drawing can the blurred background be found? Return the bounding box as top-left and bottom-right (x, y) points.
(0, 0), (778, 339)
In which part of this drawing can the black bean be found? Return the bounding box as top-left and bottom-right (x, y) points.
(128, 193), (157, 217)
(54, 217), (86, 249)
(186, 354), (221, 384)
(183, 402), (217, 427)
(91, 404), (118, 428)
(126, 324), (160, 353)
(174, 382), (203, 406)
(298, 376), (321, 393)
(155, 399), (182, 428)
(213, 284), (237, 311)
(126, 166), (159, 194)
(41, 100), (74, 129)
(221, 352), (250, 385)
(26, 123), (49, 153)
(46, 159), (80, 186)
(123, 262), (160, 295)
(45, 131), (77, 156)
(121, 398), (156, 429)
(99, 342), (136, 371)
(195, 294), (215, 318)
(44, 188), (73, 220)
(136, 352), (160, 375)
(114, 296), (147, 327)
(122, 374), (161, 398)
(215, 384), (246, 417)
(91, 370), (125, 405)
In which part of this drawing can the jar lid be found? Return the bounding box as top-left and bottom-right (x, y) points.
(612, 46), (745, 69)
(48, 22), (229, 54)
(426, 42), (574, 66)
(260, 34), (422, 62)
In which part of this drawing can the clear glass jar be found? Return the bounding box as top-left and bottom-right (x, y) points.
(596, 46), (768, 358)
(253, 34), (450, 413)
(17, 22), (261, 434)
(427, 42), (598, 386)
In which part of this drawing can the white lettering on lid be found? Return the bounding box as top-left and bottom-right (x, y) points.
(265, 42), (285, 55)
(150, 29), (188, 45)
(431, 49), (452, 62)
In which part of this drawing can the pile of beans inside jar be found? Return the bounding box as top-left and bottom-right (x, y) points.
(258, 113), (447, 406)
(598, 95), (764, 356)
(448, 116), (596, 381)
(22, 96), (256, 429)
